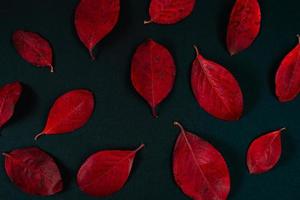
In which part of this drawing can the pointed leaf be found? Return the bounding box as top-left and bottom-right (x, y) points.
(35, 89), (94, 140)
(226, 0), (261, 55)
(12, 30), (54, 72)
(3, 147), (63, 196)
(275, 35), (300, 102)
(0, 82), (22, 129)
(191, 46), (243, 121)
(131, 39), (176, 117)
(173, 122), (230, 200)
(74, 0), (120, 59)
(247, 128), (285, 174)
(77, 144), (144, 197)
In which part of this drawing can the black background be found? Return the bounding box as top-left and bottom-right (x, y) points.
(0, 0), (299, 199)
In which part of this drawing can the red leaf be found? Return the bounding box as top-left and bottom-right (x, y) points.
(74, 0), (120, 60)
(131, 39), (176, 117)
(173, 122), (231, 200)
(35, 89), (94, 140)
(191, 46), (243, 121)
(226, 0), (261, 55)
(3, 147), (63, 196)
(0, 82), (22, 129)
(247, 128), (285, 174)
(12, 30), (54, 72)
(145, 0), (195, 24)
(77, 144), (144, 197)
(275, 35), (300, 102)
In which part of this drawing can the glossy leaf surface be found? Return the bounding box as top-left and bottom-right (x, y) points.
(12, 30), (54, 72)
(226, 0), (261, 55)
(131, 39), (176, 117)
(77, 144), (144, 197)
(173, 122), (230, 200)
(191, 46), (243, 121)
(3, 147), (63, 196)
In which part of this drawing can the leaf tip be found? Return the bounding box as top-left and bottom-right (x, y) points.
(34, 132), (44, 141)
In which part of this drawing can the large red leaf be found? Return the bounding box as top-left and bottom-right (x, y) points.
(275, 35), (300, 102)
(3, 147), (63, 196)
(77, 144), (144, 197)
(145, 0), (196, 24)
(0, 82), (22, 129)
(12, 30), (54, 72)
(35, 89), (94, 140)
(131, 39), (176, 117)
(247, 128), (285, 174)
(173, 122), (230, 200)
(74, 0), (120, 60)
(226, 0), (261, 55)
(191, 46), (243, 121)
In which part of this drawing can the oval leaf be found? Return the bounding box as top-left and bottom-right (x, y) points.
(12, 30), (54, 72)
(35, 89), (94, 140)
(3, 147), (63, 196)
(191, 46), (243, 121)
(247, 128), (285, 174)
(275, 35), (300, 102)
(0, 82), (22, 129)
(145, 0), (196, 24)
(77, 144), (144, 197)
(173, 122), (230, 200)
(131, 39), (176, 117)
(74, 0), (120, 60)
(226, 0), (261, 55)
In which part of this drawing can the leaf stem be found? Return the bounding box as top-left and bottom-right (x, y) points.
(297, 34), (300, 43)
(89, 50), (95, 61)
(135, 144), (145, 153)
(34, 132), (44, 141)
(151, 107), (158, 118)
(49, 64), (54, 73)
(193, 45), (200, 56)
(279, 127), (287, 132)
(2, 153), (11, 158)
(173, 121), (185, 132)
(144, 20), (152, 25)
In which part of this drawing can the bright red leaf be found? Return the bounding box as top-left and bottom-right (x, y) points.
(0, 82), (22, 129)
(3, 147), (63, 196)
(131, 39), (176, 117)
(12, 30), (54, 72)
(173, 122), (230, 200)
(275, 35), (300, 102)
(191, 46), (243, 121)
(247, 128), (285, 174)
(145, 0), (196, 24)
(77, 144), (144, 197)
(226, 0), (261, 55)
(74, 0), (120, 60)
(35, 89), (94, 140)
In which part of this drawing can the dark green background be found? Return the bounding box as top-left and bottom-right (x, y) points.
(0, 0), (299, 199)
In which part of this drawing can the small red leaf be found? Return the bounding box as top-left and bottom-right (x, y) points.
(275, 35), (300, 102)
(77, 144), (144, 197)
(145, 0), (195, 24)
(131, 39), (176, 117)
(35, 89), (94, 140)
(226, 0), (261, 55)
(247, 128), (285, 174)
(3, 147), (63, 196)
(173, 122), (230, 200)
(74, 0), (120, 59)
(12, 30), (54, 72)
(0, 82), (22, 129)
(191, 46), (243, 121)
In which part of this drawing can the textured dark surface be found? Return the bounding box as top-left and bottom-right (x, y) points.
(0, 0), (299, 199)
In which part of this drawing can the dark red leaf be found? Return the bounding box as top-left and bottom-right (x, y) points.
(173, 122), (230, 200)
(12, 30), (54, 72)
(3, 147), (63, 196)
(247, 128), (285, 174)
(74, 0), (120, 60)
(145, 0), (195, 24)
(131, 39), (176, 117)
(0, 82), (22, 129)
(275, 35), (300, 102)
(35, 89), (94, 140)
(226, 0), (261, 55)
(191, 46), (243, 121)
(77, 144), (144, 197)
